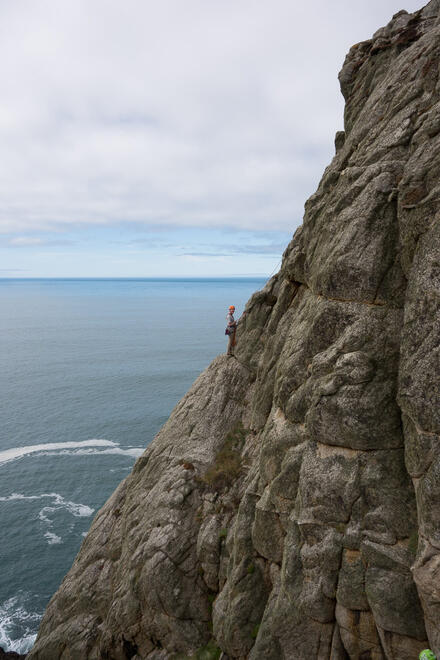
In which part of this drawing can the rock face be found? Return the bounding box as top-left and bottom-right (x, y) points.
(0, 648), (27, 660)
(28, 2), (440, 658)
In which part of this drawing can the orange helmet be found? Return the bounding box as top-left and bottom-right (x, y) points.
(229, 305), (235, 310)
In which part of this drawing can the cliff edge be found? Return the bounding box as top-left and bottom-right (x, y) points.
(28, 2), (440, 658)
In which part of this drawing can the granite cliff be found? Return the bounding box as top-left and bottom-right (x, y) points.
(28, 2), (440, 658)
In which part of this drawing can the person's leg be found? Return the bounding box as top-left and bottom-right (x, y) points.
(227, 332), (234, 355)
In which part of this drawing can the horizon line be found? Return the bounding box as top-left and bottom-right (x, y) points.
(0, 275), (270, 280)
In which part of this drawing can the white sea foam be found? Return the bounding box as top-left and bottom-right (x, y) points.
(44, 531), (62, 545)
(39, 446), (143, 459)
(0, 439), (144, 468)
(0, 439), (117, 466)
(0, 441), (143, 545)
(0, 492), (95, 543)
(0, 594), (40, 654)
(0, 492), (94, 517)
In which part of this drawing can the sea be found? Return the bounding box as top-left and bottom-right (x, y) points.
(0, 277), (266, 654)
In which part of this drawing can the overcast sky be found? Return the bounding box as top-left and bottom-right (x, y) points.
(0, 0), (425, 277)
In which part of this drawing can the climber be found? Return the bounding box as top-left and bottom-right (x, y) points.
(225, 305), (237, 356)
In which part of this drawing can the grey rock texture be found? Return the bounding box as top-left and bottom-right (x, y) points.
(28, 2), (440, 658)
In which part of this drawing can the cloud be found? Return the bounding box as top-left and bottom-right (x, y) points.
(6, 236), (74, 247)
(0, 0), (425, 237)
(9, 237), (45, 246)
(182, 242), (287, 257)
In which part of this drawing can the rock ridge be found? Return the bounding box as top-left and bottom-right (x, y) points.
(28, 1), (440, 658)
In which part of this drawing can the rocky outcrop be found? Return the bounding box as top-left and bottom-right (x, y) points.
(0, 647), (27, 659)
(28, 2), (440, 658)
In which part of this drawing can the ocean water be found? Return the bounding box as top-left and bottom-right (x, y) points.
(0, 277), (265, 653)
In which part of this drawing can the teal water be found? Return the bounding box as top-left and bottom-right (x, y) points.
(0, 277), (265, 653)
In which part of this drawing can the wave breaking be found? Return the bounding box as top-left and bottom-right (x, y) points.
(0, 593), (41, 655)
(0, 439), (143, 467)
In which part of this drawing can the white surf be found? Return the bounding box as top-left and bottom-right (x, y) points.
(0, 439), (143, 466)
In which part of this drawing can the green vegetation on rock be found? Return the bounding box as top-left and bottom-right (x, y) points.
(173, 639), (222, 660)
(200, 422), (248, 491)
(408, 529), (419, 555)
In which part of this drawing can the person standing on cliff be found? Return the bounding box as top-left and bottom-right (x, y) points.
(226, 305), (237, 356)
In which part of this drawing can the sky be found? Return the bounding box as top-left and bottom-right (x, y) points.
(0, 0), (425, 278)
